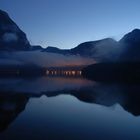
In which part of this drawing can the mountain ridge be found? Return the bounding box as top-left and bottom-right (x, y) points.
(0, 9), (30, 51)
(1, 9), (140, 62)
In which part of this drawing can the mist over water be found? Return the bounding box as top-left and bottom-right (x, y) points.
(0, 51), (95, 67)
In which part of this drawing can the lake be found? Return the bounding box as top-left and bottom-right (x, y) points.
(0, 77), (140, 140)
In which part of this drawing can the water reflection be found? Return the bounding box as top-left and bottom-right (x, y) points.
(0, 77), (140, 139)
(0, 93), (29, 132)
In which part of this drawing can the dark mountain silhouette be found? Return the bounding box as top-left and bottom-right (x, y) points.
(120, 29), (140, 46)
(44, 38), (119, 61)
(43, 29), (140, 62)
(43, 46), (70, 54)
(71, 38), (117, 55)
(0, 10), (30, 51)
(82, 62), (140, 82)
(44, 29), (140, 62)
(1, 9), (140, 82)
(0, 9), (119, 62)
(81, 29), (140, 82)
(119, 29), (140, 61)
(1, 9), (140, 63)
(31, 45), (43, 51)
(0, 92), (29, 132)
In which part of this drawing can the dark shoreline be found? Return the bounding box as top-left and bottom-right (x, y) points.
(82, 62), (140, 83)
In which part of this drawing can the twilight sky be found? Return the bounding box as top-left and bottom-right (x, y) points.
(0, 0), (140, 49)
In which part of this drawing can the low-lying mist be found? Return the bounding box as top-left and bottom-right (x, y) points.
(0, 51), (96, 67)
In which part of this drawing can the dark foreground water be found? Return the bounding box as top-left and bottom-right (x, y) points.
(0, 77), (140, 140)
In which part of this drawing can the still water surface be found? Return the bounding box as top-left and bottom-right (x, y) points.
(0, 77), (140, 140)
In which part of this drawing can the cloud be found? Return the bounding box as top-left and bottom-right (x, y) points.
(0, 58), (22, 65)
(0, 51), (95, 67)
(2, 32), (18, 42)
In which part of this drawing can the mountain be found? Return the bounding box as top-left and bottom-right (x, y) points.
(72, 38), (119, 60)
(45, 38), (119, 62)
(119, 29), (140, 61)
(31, 45), (43, 51)
(0, 10), (30, 51)
(43, 46), (69, 54)
(120, 29), (140, 45)
(82, 29), (140, 82)
(82, 62), (140, 82)
(0, 93), (29, 132)
(2, 9), (140, 63)
(44, 29), (140, 62)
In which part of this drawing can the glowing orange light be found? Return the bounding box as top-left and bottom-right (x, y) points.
(66, 71), (68, 75)
(54, 71), (57, 75)
(72, 71), (76, 75)
(68, 71), (71, 75)
(46, 70), (50, 75)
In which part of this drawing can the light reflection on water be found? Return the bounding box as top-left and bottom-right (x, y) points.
(0, 77), (140, 140)
(0, 77), (95, 93)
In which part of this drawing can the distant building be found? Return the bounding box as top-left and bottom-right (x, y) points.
(46, 66), (83, 77)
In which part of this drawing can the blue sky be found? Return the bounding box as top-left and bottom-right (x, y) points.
(0, 0), (140, 49)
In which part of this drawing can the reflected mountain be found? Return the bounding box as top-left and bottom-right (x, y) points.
(0, 92), (29, 132)
(43, 83), (140, 116)
(0, 77), (140, 133)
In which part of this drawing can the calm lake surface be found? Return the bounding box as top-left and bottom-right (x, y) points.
(0, 77), (140, 140)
